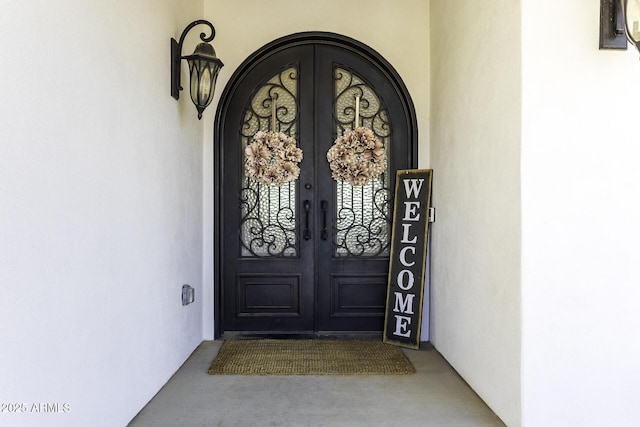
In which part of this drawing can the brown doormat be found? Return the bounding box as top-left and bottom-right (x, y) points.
(208, 339), (415, 375)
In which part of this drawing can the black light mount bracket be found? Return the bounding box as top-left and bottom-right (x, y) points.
(171, 20), (216, 100)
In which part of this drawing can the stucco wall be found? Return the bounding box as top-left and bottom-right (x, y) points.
(429, 1), (522, 426)
(521, 1), (640, 426)
(202, 0), (431, 339)
(0, 1), (206, 426)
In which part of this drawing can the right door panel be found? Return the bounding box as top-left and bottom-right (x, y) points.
(314, 44), (411, 332)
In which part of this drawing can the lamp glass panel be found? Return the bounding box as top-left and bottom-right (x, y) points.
(199, 66), (213, 103)
(188, 58), (221, 109)
(627, 0), (640, 41)
(188, 60), (210, 108)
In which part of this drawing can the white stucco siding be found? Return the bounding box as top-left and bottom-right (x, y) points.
(521, 1), (640, 426)
(0, 1), (206, 426)
(430, 1), (522, 426)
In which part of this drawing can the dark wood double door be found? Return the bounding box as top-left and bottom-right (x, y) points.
(218, 35), (414, 335)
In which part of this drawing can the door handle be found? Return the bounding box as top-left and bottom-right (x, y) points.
(303, 200), (311, 240)
(320, 200), (328, 240)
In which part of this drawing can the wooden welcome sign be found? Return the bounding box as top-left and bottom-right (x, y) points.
(383, 169), (433, 349)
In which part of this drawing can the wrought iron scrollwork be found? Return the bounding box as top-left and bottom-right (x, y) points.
(334, 67), (391, 139)
(334, 181), (392, 257)
(240, 184), (298, 257)
(332, 66), (393, 258)
(241, 66), (298, 137)
(239, 65), (300, 258)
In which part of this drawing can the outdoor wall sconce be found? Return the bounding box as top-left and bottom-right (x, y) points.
(600, 0), (640, 56)
(171, 20), (224, 119)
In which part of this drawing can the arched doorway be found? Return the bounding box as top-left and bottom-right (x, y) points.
(214, 32), (417, 337)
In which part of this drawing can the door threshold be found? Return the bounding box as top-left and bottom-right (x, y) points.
(220, 331), (383, 341)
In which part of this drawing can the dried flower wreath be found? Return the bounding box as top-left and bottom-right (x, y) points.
(326, 127), (386, 186)
(245, 131), (303, 186)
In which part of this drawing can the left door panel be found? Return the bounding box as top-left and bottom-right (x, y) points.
(221, 46), (315, 332)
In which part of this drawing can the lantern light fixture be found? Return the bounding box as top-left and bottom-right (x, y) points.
(171, 20), (224, 119)
(600, 0), (640, 56)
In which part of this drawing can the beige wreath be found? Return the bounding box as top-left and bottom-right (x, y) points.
(326, 127), (386, 186)
(245, 131), (303, 186)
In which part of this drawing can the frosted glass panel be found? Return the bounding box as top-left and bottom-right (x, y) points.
(240, 66), (299, 257)
(333, 67), (391, 257)
(240, 180), (297, 257)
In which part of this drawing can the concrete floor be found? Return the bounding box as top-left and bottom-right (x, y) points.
(129, 341), (505, 427)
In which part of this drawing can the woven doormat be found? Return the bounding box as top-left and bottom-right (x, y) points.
(208, 339), (415, 375)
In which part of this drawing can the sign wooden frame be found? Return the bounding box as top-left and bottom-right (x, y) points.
(383, 169), (433, 349)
